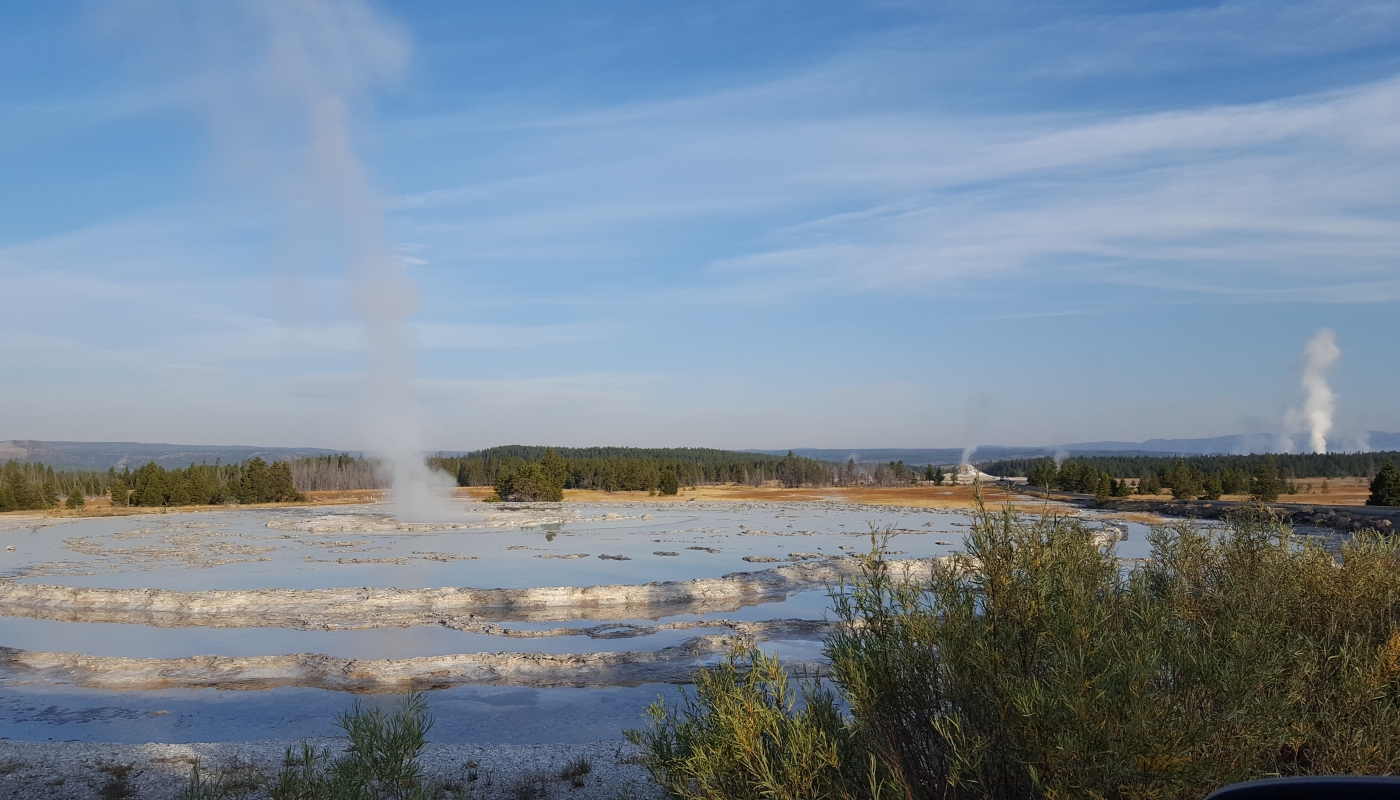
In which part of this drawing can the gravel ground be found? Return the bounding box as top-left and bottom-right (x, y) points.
(0, 739), (663, 799)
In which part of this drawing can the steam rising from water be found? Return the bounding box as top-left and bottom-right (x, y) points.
(960, 392), (994, 466)
(1295, 328), (1341, 454)
(131, 0), (453, 521)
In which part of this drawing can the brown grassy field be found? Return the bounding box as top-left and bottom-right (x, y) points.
(459, 483), (1041, 511)
(1133, 476), (1374, 507)
(6, 476), (1376, 522)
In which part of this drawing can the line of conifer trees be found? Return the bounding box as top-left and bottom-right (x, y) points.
(985, 450), (1400, 481)
(0, 457), (305, 512)
(431, 446), (841, 492)
(1023, 456), (1297, 502)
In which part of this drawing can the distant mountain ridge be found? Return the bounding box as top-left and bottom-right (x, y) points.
(755, 447), (1051, 465)
(1058, 431), (1400, 455)
(6, 432), (1397, 472)
(763, 431), (1400, 465)
(0, 440), (347, 471)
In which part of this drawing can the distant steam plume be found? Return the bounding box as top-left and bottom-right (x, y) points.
(960, 392), (994, 465)
(1287, 329), (1341, 454)
(117, 0), (453, 520)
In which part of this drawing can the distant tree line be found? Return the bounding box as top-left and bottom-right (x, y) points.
(108, 458), (304, 507)
(984, 451), (1400, 481)
(1, 457), (305, 512)
(431, 446), (843, 494)
(1021, 456), (1302, 503)
(290, 454), (386, 491)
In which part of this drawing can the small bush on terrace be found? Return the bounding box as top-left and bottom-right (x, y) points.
(630, 499), (1400, 799)
(180, 692), (447, 800)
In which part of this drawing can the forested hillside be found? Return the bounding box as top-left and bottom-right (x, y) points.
(982, 451), (1400, 480)
(981, 451), (1400, 503)
(431, 446), (839, 492)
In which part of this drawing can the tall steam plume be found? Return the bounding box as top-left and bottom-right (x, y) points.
(127, 0), (454, 520)
(1291, 328), (1341, 454)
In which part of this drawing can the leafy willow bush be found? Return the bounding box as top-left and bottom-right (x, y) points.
(626, 648), (855, 799)
(630, 500), (1400, 799)
(180, 693), (449, 800)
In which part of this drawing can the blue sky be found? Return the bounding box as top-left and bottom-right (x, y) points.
(1, 0), (1398, 451)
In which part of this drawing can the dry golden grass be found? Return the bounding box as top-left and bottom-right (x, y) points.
(544, 483), (1041, 511)
(304, 489), (386, 504)
(1131, 477), (1373, 507)
(1281, 477), (1373, 505)
(12, 476), (1371, 522)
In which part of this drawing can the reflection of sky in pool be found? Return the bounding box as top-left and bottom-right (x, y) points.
(0, 500), (1170, 744)
(1, 501), (979, 590)
(0, 589), (839, 660)
(0, 681), (688, 744)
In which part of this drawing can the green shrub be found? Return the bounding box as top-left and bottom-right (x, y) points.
(634, 500), (1400, 799)
(180, 692), (443, 800)
(627, 648), (858, 799)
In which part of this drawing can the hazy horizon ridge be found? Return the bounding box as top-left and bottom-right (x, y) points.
(7, 432), (1399, 471)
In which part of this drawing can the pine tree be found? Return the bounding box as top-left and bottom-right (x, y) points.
(1168, 460), (1203, 500)
(1095, 474), (1113, 503)
(65, 486), (85, 509)
(932, 466), (945, 486)
(1368, 460), (1400, 507)
(40, 467), (58, 508)
(1029, 461), (1058, 489)
(538, 448), (569, 491)
(659, 468), (679, 496)
(1202, 474), (1224, 501)
(1249, 459), (1283, 503)
(267, 460), (302, 502)
(239, 458), (273, 503)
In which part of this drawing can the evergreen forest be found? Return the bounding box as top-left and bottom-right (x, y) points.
(431, 446), (841, 493)
(983, 450), (1400, 481)
(0, 457), (304, 512)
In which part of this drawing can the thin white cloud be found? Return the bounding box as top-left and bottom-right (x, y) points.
(386, 62), (1400, 302)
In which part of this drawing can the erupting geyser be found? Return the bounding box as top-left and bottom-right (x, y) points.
(147, 0), (454, 521)
(1290, 328), (1341, 454)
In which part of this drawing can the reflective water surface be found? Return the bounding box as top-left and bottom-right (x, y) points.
(0, 499), (1157, 743)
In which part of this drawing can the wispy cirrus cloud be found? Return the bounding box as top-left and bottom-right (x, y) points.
(391, 66), (1400, 302)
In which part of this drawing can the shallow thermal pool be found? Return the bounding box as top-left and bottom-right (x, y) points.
(0, 499), (1154, 743)
(1, 500), (975, 590)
